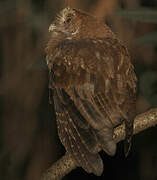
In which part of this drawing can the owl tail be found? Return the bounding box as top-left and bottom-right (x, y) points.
(96, 128), (117, 156)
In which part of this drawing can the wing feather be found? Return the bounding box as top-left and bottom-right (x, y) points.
(53, 87), (103, 175)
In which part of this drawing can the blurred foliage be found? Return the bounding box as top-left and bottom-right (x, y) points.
(135, 31), (157, 46)
(140, 71), (157, 106)
(116, 7), (157, 47)
(0, 0), (157, 180)
(116, 8), (157, 23)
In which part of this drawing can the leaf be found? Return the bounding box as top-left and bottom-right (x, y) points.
(116, 8), (157, 23)
(135, 31), (157, 46)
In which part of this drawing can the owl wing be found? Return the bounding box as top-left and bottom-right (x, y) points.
(47, 37), (137, 175)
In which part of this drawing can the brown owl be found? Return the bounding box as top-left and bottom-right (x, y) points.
(46, 7), (137, 176)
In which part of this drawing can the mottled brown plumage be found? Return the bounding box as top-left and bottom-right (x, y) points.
(46, 7), (137, 175)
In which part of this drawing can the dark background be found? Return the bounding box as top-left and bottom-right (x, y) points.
(0, 0), (157, 179)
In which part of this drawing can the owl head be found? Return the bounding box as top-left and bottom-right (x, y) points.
(49, 7), (80, 37)
(49, 7), (114, 40)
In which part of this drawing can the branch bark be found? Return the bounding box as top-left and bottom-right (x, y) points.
(40, 108), (157, 180)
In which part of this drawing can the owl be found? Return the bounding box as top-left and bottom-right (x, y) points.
(46, 7), (137, 176)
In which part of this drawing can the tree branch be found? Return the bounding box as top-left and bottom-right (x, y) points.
(40, 108), (157, 180)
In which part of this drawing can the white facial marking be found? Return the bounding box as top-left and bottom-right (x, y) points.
(72, 29), (79, 35)
(49, 24), (56, 32)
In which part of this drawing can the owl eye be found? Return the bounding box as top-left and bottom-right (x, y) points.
(65, 17), (72, 23)
(64, 13), (73, 24)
